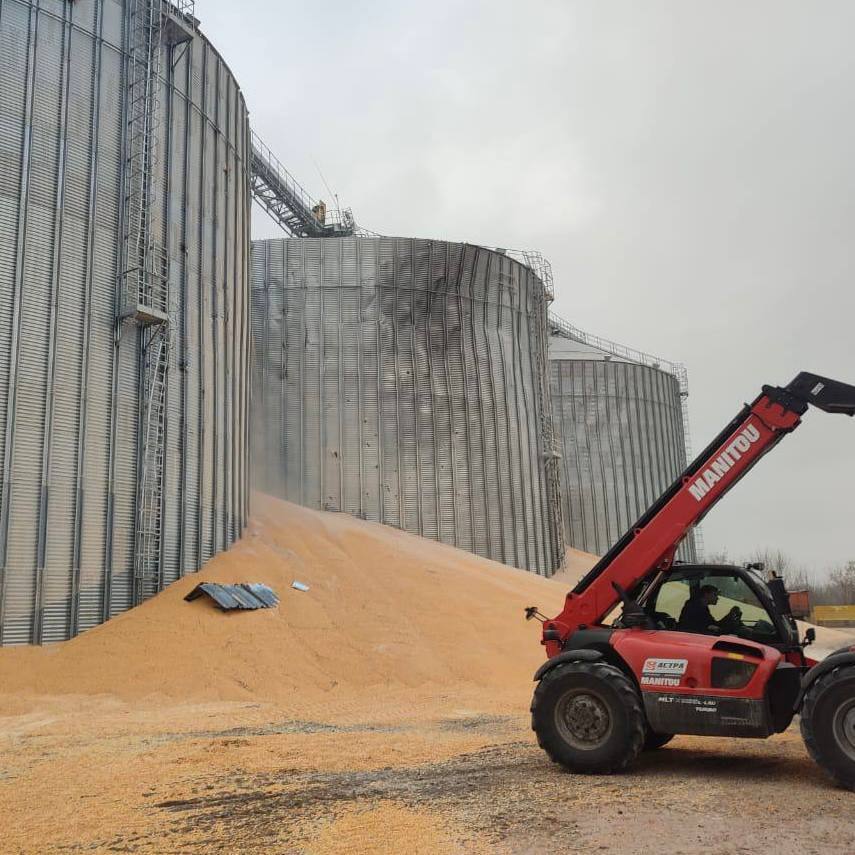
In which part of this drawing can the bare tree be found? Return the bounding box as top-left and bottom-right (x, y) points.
(693, 545), (853, 604)
(748, 548), (793, 575)
(828, 561), (855, 604)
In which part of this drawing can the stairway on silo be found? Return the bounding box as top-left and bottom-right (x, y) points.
(120, 0), (195, 603)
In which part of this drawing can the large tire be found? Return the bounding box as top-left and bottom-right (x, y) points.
(531, 660), (645, 774)
(800, 664), (855, 790)
(644, 729), (674, 751)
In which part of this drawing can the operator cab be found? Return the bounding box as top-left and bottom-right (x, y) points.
(637, 564), (801, 650)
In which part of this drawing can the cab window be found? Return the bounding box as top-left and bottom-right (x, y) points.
(646, 571), (779, 643)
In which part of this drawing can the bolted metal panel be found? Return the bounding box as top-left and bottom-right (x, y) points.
(251, 237), (563, 576)
(0, 0), (250, 644)
(550, 335), (697, 561)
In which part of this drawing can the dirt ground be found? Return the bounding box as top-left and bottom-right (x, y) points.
(1, 496), (853, 853)
(2, 694), (854, 854)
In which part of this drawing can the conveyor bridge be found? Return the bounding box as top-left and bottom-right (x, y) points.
(250, 131), (355, 237)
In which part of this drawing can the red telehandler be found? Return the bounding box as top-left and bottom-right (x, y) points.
(527, 372), (855, 788)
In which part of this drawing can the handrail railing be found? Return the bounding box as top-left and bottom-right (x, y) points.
(548, 311), (688, 397)
(250, 130), (355, 237)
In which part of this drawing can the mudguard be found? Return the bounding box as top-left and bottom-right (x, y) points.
(533, 648), (602, 682)
(795, 648), (855, 710)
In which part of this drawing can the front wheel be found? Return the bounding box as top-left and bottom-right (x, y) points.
(531, 660), (645, 774)
(800, 664), (855, 790)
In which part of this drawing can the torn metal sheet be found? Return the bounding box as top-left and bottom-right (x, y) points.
(184, 583), (279, 611)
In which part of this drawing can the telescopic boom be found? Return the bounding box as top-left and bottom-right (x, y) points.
(540, 372), (855, 658)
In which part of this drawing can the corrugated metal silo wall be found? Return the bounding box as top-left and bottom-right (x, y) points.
(251, 237), (563, 575)
(0, 0), (250, 644)
(551, 358), (698, 560)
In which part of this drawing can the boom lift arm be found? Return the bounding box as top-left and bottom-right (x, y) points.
(540, 372), (855, 658)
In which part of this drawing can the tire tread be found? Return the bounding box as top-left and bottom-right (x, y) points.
(531, 661), (645, 774)
(800, 664), (855, 790)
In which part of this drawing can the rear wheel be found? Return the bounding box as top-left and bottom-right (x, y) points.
(531, 661), (645, 774)
(800, 665), (855, 790)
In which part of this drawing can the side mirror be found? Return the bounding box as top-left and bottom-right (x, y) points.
(525, 606), (547, 624)
(803, 627), (816, 647)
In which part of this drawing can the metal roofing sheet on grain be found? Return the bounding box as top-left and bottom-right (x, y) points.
(184, 583), (279, 610)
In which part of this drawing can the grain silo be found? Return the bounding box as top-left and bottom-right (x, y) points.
(549, 317), (697, 560)
(251, 237), (564, 575)
(0, 0), (250, 644)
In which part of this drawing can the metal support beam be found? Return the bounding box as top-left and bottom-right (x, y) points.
(250, 130), (355, 237)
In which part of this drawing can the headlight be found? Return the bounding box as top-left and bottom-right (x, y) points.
(711, 656), (758, 689)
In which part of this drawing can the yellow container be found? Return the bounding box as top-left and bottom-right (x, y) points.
(812, 605), (855, 626)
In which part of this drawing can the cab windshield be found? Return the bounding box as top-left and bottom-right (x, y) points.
(643, 568), (780, 644)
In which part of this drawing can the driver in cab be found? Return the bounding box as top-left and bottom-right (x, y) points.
(678, 584), (742, 635)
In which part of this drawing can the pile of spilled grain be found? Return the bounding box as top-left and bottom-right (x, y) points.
(2, 494), (848, 710)
(552, 547), (600, 587)
(0, 493), (572, 707)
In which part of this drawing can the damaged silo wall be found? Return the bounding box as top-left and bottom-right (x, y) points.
(251, 237), (563, 575)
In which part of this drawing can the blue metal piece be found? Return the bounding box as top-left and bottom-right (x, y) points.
(184, 583), (279, 611)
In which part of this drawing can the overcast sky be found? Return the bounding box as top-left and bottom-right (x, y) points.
(201, 0), (854, 576)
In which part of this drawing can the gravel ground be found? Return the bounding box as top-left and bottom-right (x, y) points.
(1, 697), (853, 854)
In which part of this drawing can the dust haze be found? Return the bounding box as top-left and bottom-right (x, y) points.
(203, 0), (855, 575)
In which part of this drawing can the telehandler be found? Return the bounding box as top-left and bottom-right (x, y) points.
(528, 372), (855, 788)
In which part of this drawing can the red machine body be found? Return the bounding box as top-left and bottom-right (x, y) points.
(529, 373), (855, 784)
(613, 631), (782, 702)
(542, 391), (802, 659)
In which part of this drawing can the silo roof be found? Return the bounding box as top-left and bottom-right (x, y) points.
(548, 333), (635, 364)
(547, 312), (684, 392)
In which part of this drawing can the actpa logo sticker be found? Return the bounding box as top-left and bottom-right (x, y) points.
(641, 658), (688, 688)
(642, 658), (688, 676)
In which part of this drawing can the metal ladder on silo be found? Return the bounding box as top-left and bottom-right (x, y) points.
(527, 257), (566, 573)
(121, 0), (169, 324)
(135, 325), (169, 600)
(120, 0), (194, 603)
